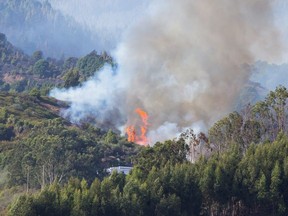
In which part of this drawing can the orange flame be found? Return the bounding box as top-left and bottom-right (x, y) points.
(125, 108), (149, 146)
(126, 126), (136, 142)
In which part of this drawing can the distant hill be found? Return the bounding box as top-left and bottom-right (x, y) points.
(235, 81), (268, 111)
(235, 61), (288, 110)
(250, 60), (288, 90)
(0, 0), (98, 57)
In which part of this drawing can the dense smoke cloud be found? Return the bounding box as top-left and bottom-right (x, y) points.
(51, 0), (284, 144)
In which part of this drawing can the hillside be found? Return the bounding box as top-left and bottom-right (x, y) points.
(0, 91), (140, 166)
(0, 92), (141, 212)
(1, 1), (288, 215)
(0, 33), (113, 94)
(6, 85), (288, 216)
(0, 0), (96, 57)
(0, 37), (288, 216)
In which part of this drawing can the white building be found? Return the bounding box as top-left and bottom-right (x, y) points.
(107, 166), (133, 175)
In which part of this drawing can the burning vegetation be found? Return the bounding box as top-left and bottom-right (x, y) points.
(125, 108), (149, 146)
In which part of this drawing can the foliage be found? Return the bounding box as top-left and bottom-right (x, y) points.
(0, 92), (140, 191)
(76, 50), (112, 81)
(209, 86), (288, 152)
(63, 68), (80, 88)
(0, 33), (113, 94)
(0, 124), (14, 141)
(29, 88), (40, 98)
(1, 34), (288, 215)
(7, 134), (288, 215)
(32, 59), (50, 78)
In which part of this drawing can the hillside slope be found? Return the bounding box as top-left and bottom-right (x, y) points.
(0, 33), (113, 94)
(0, 0), (96, 57)
(0, 92), (141, 187)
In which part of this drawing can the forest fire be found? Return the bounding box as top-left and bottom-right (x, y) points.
(125, 108), (149, 146)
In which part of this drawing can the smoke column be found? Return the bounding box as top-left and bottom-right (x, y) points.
(51, 0), (284, 144)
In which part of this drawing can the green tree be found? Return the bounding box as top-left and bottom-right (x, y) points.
(266, 86), (288, 133)
(270, 161), (286, 214)
(33, 59), (50, 78)
(155, 194), (181, 216)
(29, 88), (41, 98)
(0, 123), (14, 140)
(63, 68), (80, 88)
(0, 107), (8, 123)
(32, 50), (43, 63)
(105, 129), (118, 144)
(76, 50), (108, 80)
(8, 196), (36, 216)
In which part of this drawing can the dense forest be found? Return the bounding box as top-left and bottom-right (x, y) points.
(0, 90), (142, 210)
(6, 86), (288, 216)
(1, 24), (288, 216)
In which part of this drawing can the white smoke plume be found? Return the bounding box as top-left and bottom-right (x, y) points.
(51, 0), (284, 144)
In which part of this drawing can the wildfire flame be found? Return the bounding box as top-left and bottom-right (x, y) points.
(125, 108), (149, 146)
(126, 126), (136, 143)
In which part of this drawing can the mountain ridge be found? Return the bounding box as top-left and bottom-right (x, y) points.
(0, 0), (97, 57)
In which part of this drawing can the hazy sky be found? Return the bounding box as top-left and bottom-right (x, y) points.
(48, 0), (288, 61)
(49, 0), (151, 50)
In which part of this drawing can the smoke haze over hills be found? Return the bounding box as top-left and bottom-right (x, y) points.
(48, 0), (150, 51)
(1, 0), (287, 143)
(0, 0), (150, 57)
(1, 0), (288, 59)
(51, 0), (286, 144)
